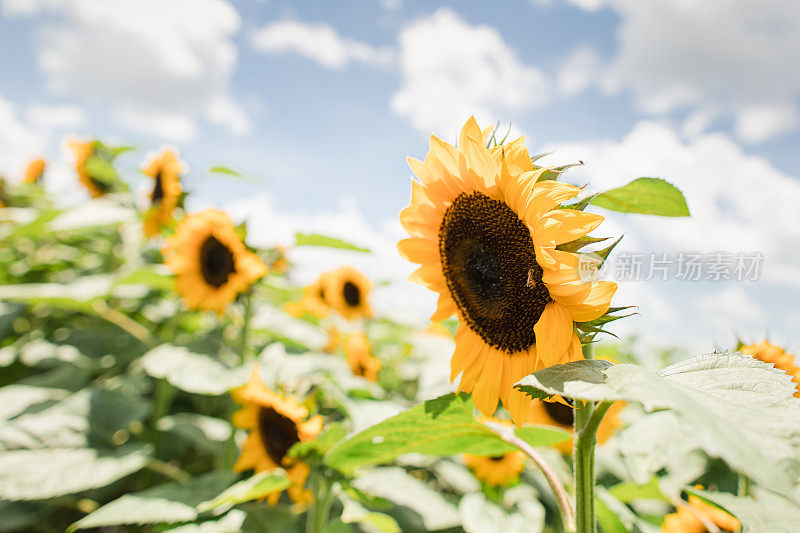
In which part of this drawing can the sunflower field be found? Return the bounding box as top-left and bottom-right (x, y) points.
(1, 118), (799, 533)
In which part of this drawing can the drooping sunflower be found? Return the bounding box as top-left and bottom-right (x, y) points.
(397, 117), (617, 424)
(527, 397), (625, 454)
(162, 209), (268, 314)
(344, 332), (381, 382)
(741, 340), (800, 397)
(24, 158), (46, 184)
(142, 148), (183, 238)
(232, 367), (323, 505)
(662, 488), (740, 533)
(323, 266), (373, 320)
(68, 139), (109, 198)
(464, 418), (525, 487)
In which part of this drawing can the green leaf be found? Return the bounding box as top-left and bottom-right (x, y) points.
(686, 487), (800, 532)
(591, 177), (690, 216)
(70, 472), (237, 530)
(0, 500), (53, 532)
(197, 471), (291, 512)
(208, 166), (255, 181)
(325, 393), (569, 475)
(0, 386), (149, 451)
(157, 414), (232, 456)
(141, 345), (245, 395)
(164, 510), (247, 532)
(0, 276), (113, 313)
(289, 422), (347, 459)
(115, 267), (174, 292)
(608, 478), (667, 503)
(84, 156), (119, 185)
(0, 384), (69, 421)
(0, 445), (151, 500)
(294, 233), (370, 253)
(515, 354), (800, 495)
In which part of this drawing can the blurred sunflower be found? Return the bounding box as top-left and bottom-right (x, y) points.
(662, 489), (740, 533)
(232, 367), (323, 505)
(269, 245), (290, 275)
(528, 398), (624, 454)
(300, 274), (332, 318)
(163, 209), (267, 314)
(345, 332), (381, 382)
(464, 418), (524, 487)
(24, 158), (46, 184)
(322, 325), (341, 353)
(397, 117), (616, 424)
(741, 340), (800, 397)
(324, 266), (373, 320)
(68, 139), (109, 198)
(142, 148), (183, 238)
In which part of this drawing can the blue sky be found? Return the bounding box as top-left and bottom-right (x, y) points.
(1, 0), (799, 355)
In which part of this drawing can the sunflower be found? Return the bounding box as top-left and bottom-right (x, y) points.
(163, 209), (268, 314)
(344, 332), (381, 382)
(322, 325), (341, 353)
(741, 340), (800, 397)
(142, 148), (183, 238)
(662, 489), (740, 533)
(299, 274), (332, 319)
(464, 418), (525, 486)
(269, 245), (290, 275)
(323, 266), (373, 320)
(397, 117), (617, 425)
(68, 139), (109, 198)
(232, 367), (323, 505)
(24, 158), (46, 184)
(527, 397), (624, 454)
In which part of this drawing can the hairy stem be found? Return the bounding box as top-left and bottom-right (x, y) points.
(574, 400), (596, 533)
(485, 421), (576, 532)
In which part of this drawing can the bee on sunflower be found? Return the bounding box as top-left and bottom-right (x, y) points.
(162, 209), (268, 314)
(464, 418), (525, 487)
(232, 367), (323, 505)
(344, 332), (381, 382)
(24, 158), (46, 184)
(142, 148), (183, 238)
(740, 340), (800, 397)
(661, 488), (740, 533)
(397, 117), (618, 425)
(324, 266), (373, 321)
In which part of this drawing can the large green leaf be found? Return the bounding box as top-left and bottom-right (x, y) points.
(197, 471), (291, 511)
(326, 393), (569, 475)
(0, 445), (151, 500)
(140, 345), (245, 395)
(69, 471), (238, 530)
(688, 487), (800, 532)
(0, 276), (113, 313)
(294, 232), (370, 253)
(591, 177), (690, 216)
(0, 386), (149, 451)
(164, 510), (247, 532)
(0, 384), (69, 421)
(515, 354), (800, 495)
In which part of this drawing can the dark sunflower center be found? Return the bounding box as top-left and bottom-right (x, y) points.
(258, 407), (300, 465)
(151, 171), (164, 204)
(199, 236), (236, 288)
(543, 401), (574, 426)
(439, 192), (551, 353)
(343, 281), (361, 307)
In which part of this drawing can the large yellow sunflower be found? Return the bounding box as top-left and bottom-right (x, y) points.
(662, 489), (740, 533)
(741, 340), (800, 397)
(163, 209), (268, 314)
(142, 148), (183, 238)
(68, 139), (109, 198)
(232, 367), (323, 505)
(464, 418), (525, 487)
(344, 332), (381, 382)
(24, 158), (46, 184)
(397, 117), (617, 425)
(323, 266), (373, 320)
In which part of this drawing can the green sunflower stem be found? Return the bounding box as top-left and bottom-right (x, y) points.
(239, 290), (254, 362)
(573, 400), (612, 533)
(308, 472), (335, 533)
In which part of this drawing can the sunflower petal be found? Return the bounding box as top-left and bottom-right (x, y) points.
(534, 302), (574, 366)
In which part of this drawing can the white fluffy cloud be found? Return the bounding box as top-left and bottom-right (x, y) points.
(4, 0), (248, 140)
(250, 20), (394, 69)
(391, 8), (549, 135)
(555, 0), (800, 142)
